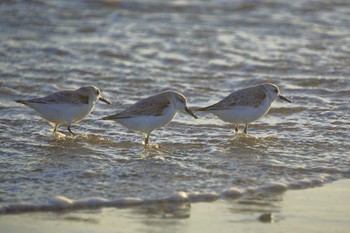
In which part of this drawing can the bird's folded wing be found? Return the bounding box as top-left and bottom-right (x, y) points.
(27, 91), (89, 105)
(104, 94), (171, 119)
(198, 86), (266, 111)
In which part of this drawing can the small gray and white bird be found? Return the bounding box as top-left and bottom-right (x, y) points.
(101, 90), (198, 145)
(16, 85), (110, 135)
(196, 83), (291, 134)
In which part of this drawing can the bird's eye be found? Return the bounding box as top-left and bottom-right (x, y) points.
(96, 89), (101, 95)
(274, 89), (278, 93)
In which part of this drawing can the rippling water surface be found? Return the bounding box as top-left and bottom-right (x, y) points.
(0, 0), (349, 213)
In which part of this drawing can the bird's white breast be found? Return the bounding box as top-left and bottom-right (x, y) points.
(115, 105), (178, 135)
(28, 102), (95, 125)
(210, 96), (272, 124)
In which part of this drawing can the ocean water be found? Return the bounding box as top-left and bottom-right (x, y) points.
(0, 0), (349, 214)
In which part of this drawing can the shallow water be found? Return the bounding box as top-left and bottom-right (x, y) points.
(0, 0), (350, 213)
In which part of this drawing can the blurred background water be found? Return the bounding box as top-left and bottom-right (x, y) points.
(0, 0), (349, 213)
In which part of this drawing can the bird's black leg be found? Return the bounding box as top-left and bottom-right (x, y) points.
(144, 133), (150, 145)
(67, 124), (75, 136)
(53, 124), (59, 133)
(243, 124), (248, 134)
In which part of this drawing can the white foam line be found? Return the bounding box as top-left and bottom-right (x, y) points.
(0, 179), (341, 215)
(189, 192), (220, 202)
(221, 188), (244, 199)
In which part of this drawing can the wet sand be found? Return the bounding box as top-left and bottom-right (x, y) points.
(1, 179), (349, 233)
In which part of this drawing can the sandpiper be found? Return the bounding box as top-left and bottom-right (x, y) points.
(196, 83), (291, 134)
(16, 85), (110, 135)
(101, 90), (198, 145)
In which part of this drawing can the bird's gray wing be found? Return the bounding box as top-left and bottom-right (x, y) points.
(198, 86), (266, 111)
(27, 90), (89, 105)
(103, 93), (171, 120)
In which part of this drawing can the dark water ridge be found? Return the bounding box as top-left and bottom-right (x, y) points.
(1, 0), (350, 214)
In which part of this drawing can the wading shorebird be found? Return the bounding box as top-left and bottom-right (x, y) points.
(16, 85), (110, 135)
(196, 83), (291, 134)
(101, 90), (198, 145)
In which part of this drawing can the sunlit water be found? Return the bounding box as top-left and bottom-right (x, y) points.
(0, 0), (349, 213)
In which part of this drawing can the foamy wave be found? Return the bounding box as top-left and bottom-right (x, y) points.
(0, 177), (344, 215)
(0, 196), (144, 214)
(189, 192), (220, 202)
(221, 188), (244, 198)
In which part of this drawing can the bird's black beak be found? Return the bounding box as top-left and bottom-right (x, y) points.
(185, 107), (198, 119)
(99, 96), (111, 104)
(279, 95), (292, 103)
